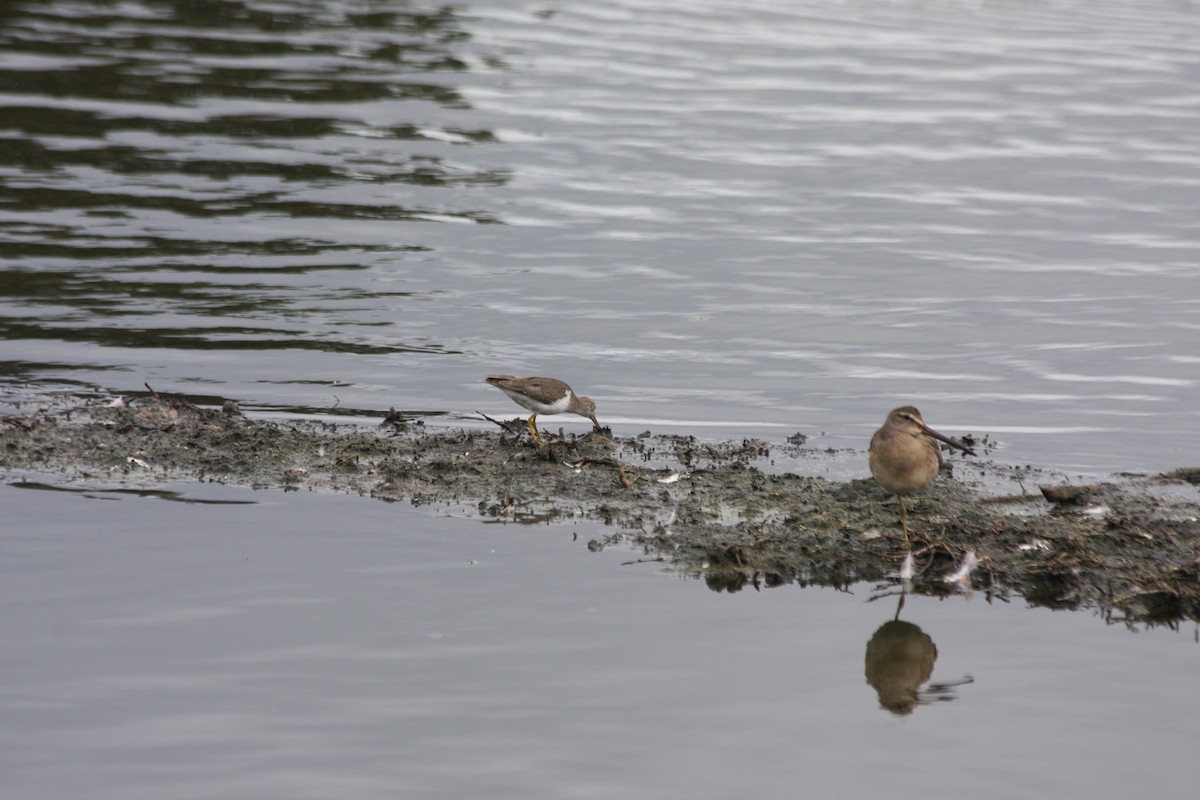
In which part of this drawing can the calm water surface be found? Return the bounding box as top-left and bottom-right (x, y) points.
(2, 482), (1197, 799)
(1, 0), (1198, 473)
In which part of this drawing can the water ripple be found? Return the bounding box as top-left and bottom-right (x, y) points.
(2, 0), (1199, 472)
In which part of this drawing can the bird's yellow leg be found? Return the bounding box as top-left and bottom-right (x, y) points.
(527, 413), (542, 444)
(898, 496), (911, 549)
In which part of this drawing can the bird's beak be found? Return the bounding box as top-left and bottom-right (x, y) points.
(920, 423), (976, 456)
(590, 415), (601, 431)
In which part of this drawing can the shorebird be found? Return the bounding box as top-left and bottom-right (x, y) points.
(485, 375), (600, 445)
(869, 406), (975, 547)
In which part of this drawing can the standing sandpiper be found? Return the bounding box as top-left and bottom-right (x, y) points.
(868, 406), (975, 547)
(485, 375), (600, 445)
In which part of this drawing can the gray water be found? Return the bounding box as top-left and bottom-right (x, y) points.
(1, 0), (1198, 473)
(2, 3), (1200, 797)
(3, 481), (1197, 799)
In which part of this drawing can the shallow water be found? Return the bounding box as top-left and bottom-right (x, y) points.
(2, 0), (1199, 474)
(1, 481), (1196, 798)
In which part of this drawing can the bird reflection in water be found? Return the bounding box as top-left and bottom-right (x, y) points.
(864, 593), (973, 715)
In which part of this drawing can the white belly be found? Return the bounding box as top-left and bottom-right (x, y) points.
(501, 388), (571, 415)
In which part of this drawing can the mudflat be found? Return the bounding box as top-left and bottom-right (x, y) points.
(3, 393), (1198, 626)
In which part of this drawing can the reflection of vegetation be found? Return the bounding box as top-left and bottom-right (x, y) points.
(0, 0), (507, 244)
(0, 266), (459, 354)
(0, 318), (457, 355)
(0, 226), (428, 260)
(10, 480), (259, 505)
(1, 2), (480, 103)
(0, 2), (507, 360)
(0, 181), (503, 221)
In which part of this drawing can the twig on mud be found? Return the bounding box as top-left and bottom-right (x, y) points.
(907, 540), (956, 577)
(565, 456), (620, 468)
(477, 410), (525, 438)
(618, 463), (632, 489)
(144, 382), (197, 411)
(981, 561), (998, 592)
(1110, 583), (1179, 607)
(3, 406), (45, 431)
(380, 407), (408, 429)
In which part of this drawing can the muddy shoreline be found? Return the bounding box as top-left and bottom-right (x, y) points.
(4, 394), (1199, 626)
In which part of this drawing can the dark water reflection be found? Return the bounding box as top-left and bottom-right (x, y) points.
(0, 1), (502, 230)
(0, 1), (502, 381)
(0, 2), (475, 103)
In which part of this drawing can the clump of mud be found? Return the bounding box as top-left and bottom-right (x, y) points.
(3, 393), (1199, 627)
